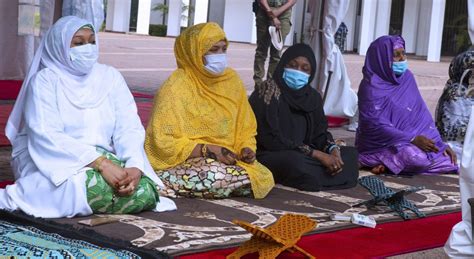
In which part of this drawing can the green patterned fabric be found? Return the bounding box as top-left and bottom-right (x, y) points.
(86, 148), (159, 214)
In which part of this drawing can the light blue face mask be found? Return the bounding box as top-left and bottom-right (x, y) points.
(392, 59), (408, 75)
(70, 43), (98, 74)
(204, 54), (227, 75)
(283, 68), (310, 90)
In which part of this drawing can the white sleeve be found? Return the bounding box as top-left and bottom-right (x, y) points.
(110, 71), (148, 172)
(24, 72), (99, 186)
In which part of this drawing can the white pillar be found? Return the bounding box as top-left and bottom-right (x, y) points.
(374, 0), (391, 38)
(401, 0), (420, 53)
(193, 0), (209, 25)
(223, 0), (254, 43)
(105, 0), (131, 33)
(415, 0), (431, 56)
(358, 0), (377, 55)
(166, 0), (183, 36)
(427, 0), (446, 62)
(208, 0), (226, 28)
(136, 0), (151, 34)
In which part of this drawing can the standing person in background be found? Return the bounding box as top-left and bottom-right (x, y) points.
(253, 0), (297, 87)
(334, 22), (348, 52)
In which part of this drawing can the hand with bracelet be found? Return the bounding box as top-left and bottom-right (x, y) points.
(92, 156), (128, 192)
(201, 144), (238, 165)
(330, 146), (344, 173)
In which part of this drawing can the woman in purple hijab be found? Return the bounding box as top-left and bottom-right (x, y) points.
(356, 35), (458, 175)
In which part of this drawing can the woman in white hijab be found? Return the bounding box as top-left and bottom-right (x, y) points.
(0, 16), (176, 218)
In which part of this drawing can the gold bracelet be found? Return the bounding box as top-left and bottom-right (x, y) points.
(94, 156), (107, 172)
(201, 144), (208, 157)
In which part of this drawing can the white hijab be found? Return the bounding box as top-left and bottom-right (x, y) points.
(6, 16), (113, 144)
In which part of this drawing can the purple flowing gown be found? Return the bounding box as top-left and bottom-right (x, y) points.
(355, 35), (458, 175)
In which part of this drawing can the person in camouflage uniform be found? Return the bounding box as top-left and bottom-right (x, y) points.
(253, 0), (296, 87)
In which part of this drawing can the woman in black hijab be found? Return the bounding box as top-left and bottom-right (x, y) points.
(249, 43), (359, 191)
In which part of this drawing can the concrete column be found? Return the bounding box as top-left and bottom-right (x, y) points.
(426, 0), (446, 62)
(358, 0), (377, 55)
(105, 0), (131, 33)
(193, 0), (209, 25)
(136, 0), (151, 34)
(223, 0), (254, 42)
(374, 0), (391, 38)
(401, 0), (420, 53)
(207, 0), (225, 28)
(166, 0), (183, 36)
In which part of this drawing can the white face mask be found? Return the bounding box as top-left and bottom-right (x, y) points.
(69, 43), (98, 74)
(204, 54), (227, 75)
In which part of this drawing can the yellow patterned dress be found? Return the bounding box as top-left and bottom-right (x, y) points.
(145, 23), (274, 199)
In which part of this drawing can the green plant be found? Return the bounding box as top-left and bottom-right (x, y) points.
(149, 24), (168, 37)
(152, 3), (169, 17)
(152, 1), (194, 21)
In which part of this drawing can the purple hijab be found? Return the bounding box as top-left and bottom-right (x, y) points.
(356, 35), (446, 156)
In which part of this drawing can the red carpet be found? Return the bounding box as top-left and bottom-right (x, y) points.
(0, 80), (22, 100)
(0, 105), (13, 146)
(179, 212), (460, 259)
(0, 181), (14, 189)
(327, 116), (349, 128)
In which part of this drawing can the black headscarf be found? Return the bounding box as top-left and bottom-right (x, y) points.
(249, 43), (333, 153)
(273, 43), (318, 112)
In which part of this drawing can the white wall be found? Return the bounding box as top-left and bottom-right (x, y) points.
(105, 0), (131, 32)
(222, 0), (254, 42)
(374, 0), (391, 38)
(149, 0), (166, 25)
(358, 0), (392, 55)
(193, 0), (209, 25)
(415, 0), (432, 56)
(401, 0), (420, 53)
(358, 0), (377, 55)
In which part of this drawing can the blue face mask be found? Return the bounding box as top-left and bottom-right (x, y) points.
(204, 54), (227, 75)
(283, 68), (310, 90)
(392, 60), (408, 75)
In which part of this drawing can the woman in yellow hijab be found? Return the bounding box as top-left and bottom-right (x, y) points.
(145, 23), (274, 199)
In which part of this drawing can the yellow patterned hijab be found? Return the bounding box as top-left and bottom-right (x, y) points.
(144, 23), (274, 199)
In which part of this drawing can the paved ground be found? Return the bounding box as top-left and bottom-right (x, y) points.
(0, 32), (455, 257)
